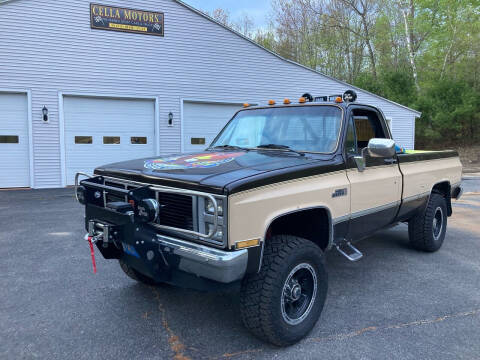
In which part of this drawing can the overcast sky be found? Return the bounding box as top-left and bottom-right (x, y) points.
(183, 0), (271, 28)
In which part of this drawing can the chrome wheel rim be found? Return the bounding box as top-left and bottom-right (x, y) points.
(433, 207), (444, 241)
(281, 263), (317, 325)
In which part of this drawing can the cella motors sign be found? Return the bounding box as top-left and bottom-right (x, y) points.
(90, 3), (164, 36)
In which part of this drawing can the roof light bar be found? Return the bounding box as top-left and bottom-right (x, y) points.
(305, 90), (358, 104)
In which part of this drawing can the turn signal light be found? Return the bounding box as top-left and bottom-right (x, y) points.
(335, 96), (343, 103)
(284, 98), (291, 104)
(299, 97), (306, 103)
(268, 99), (276, 105)
(243, 103), (250, 108)
(236, 239), (260, 249)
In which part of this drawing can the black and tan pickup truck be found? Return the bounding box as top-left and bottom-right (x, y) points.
(75, 90), (463, 346)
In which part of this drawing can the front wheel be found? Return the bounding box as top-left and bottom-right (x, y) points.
(408, 193), (448, 252)
(240, 235), (328, 346)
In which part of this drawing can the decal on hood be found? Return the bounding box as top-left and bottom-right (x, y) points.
(144, 152), (245, 170)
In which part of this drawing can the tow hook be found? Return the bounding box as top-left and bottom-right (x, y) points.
(86, 220), (113, 274)
(85, 233), (98, 274)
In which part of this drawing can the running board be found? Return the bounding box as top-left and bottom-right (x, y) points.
(335, 241), (363, 262)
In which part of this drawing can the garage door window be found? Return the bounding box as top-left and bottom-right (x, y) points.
(75, 136), (93, 144)
(0, 135), (19, 143)
(104, 136), (120, 145)
(131, 137), (147, 144)
(191, 137), (205, 145)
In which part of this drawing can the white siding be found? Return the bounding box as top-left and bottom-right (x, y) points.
(0, 0), (419, 188)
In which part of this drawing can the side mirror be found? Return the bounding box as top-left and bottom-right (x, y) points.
(353, 138), (396, 172)
(367, 138), (396, 158)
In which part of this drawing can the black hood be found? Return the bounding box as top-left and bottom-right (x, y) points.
(94, 150), (345, 195)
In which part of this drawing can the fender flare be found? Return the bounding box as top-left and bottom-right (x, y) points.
(248, 206), (334, 274)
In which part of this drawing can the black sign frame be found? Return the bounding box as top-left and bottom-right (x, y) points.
(90, 3), (164, 37)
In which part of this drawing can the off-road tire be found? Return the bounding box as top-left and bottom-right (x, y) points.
(119, 259), (158, 285)
(240, 235), (328, 346)
(408, 193), (448, 252)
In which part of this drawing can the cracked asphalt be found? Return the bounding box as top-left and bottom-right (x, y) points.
(1, 177), (479, 360)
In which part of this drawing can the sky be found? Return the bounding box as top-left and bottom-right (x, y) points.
(183, 0), (271, 28)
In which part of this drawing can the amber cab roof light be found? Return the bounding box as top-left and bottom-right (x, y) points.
(283, 98), (291, 105)
(299, 97), (307, 103)
(243, 103), (251, 108)
(268, 99), (276, 106)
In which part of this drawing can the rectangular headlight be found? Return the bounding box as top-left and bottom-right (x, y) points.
(206, 223), (224, 241)
(206, 198), (223, 216)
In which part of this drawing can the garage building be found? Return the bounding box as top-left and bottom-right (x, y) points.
(0, 0), (421, 189)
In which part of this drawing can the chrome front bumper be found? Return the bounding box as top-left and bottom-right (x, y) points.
(87, 230), (248, 284)
(156, 234), (248, 283)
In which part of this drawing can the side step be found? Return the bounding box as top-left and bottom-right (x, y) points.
(335, 241), (363, 262)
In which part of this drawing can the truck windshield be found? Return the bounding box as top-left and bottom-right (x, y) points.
(210, 105), (343, 153)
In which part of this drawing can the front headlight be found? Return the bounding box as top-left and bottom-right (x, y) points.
(206, 223), (224, 241)
(205, 198), (223, 216)
(199, 196), (227, 246)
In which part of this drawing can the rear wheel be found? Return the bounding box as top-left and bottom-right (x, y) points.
(119, 259), (158, 285)
(408, 193), (448, 252)
(240, 235), (328, 346)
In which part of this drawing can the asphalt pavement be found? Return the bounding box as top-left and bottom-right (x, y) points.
(1, 176), (479, 360)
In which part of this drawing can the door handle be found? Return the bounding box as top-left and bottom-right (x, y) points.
(384, 158), (397, 164)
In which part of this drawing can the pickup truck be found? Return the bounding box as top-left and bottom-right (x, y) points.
(75, 90), (463, 346)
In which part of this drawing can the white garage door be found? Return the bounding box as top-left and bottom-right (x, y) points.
(183, 102), (243, 153)
(0, 93), (30, 188)
(64, 97), (155, 185)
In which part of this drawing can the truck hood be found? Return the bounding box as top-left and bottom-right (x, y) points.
(94, 150), (344, 195)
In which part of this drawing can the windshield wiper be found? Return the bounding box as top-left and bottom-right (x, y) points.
(210, 144), (250, 151)
(256, 144), (305, 156)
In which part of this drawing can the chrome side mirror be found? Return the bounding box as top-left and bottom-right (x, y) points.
(367, 138), (396, 158)
(353, 138), (396, 172)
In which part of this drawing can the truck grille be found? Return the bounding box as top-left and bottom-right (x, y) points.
(102, 178), (194, 231)
(157, 192), (193, 230)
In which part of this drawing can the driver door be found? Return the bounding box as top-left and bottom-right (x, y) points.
(345, 107), (402, 240)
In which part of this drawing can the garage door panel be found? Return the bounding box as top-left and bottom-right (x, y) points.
(183, 102), (242, 153)
(0, 93), (30, 188)
(64, 97), (155, 185)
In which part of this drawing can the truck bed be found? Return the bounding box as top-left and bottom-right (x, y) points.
(395, 150), (462, 221)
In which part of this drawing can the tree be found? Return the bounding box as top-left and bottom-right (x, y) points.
(396, 0), (421, 91)
(336, 0), (380, 79)
(233, 12), (256, 38)
(208, 8), (232, 27)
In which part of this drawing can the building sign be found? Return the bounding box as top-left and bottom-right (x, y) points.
(90, 3), (164, 36)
